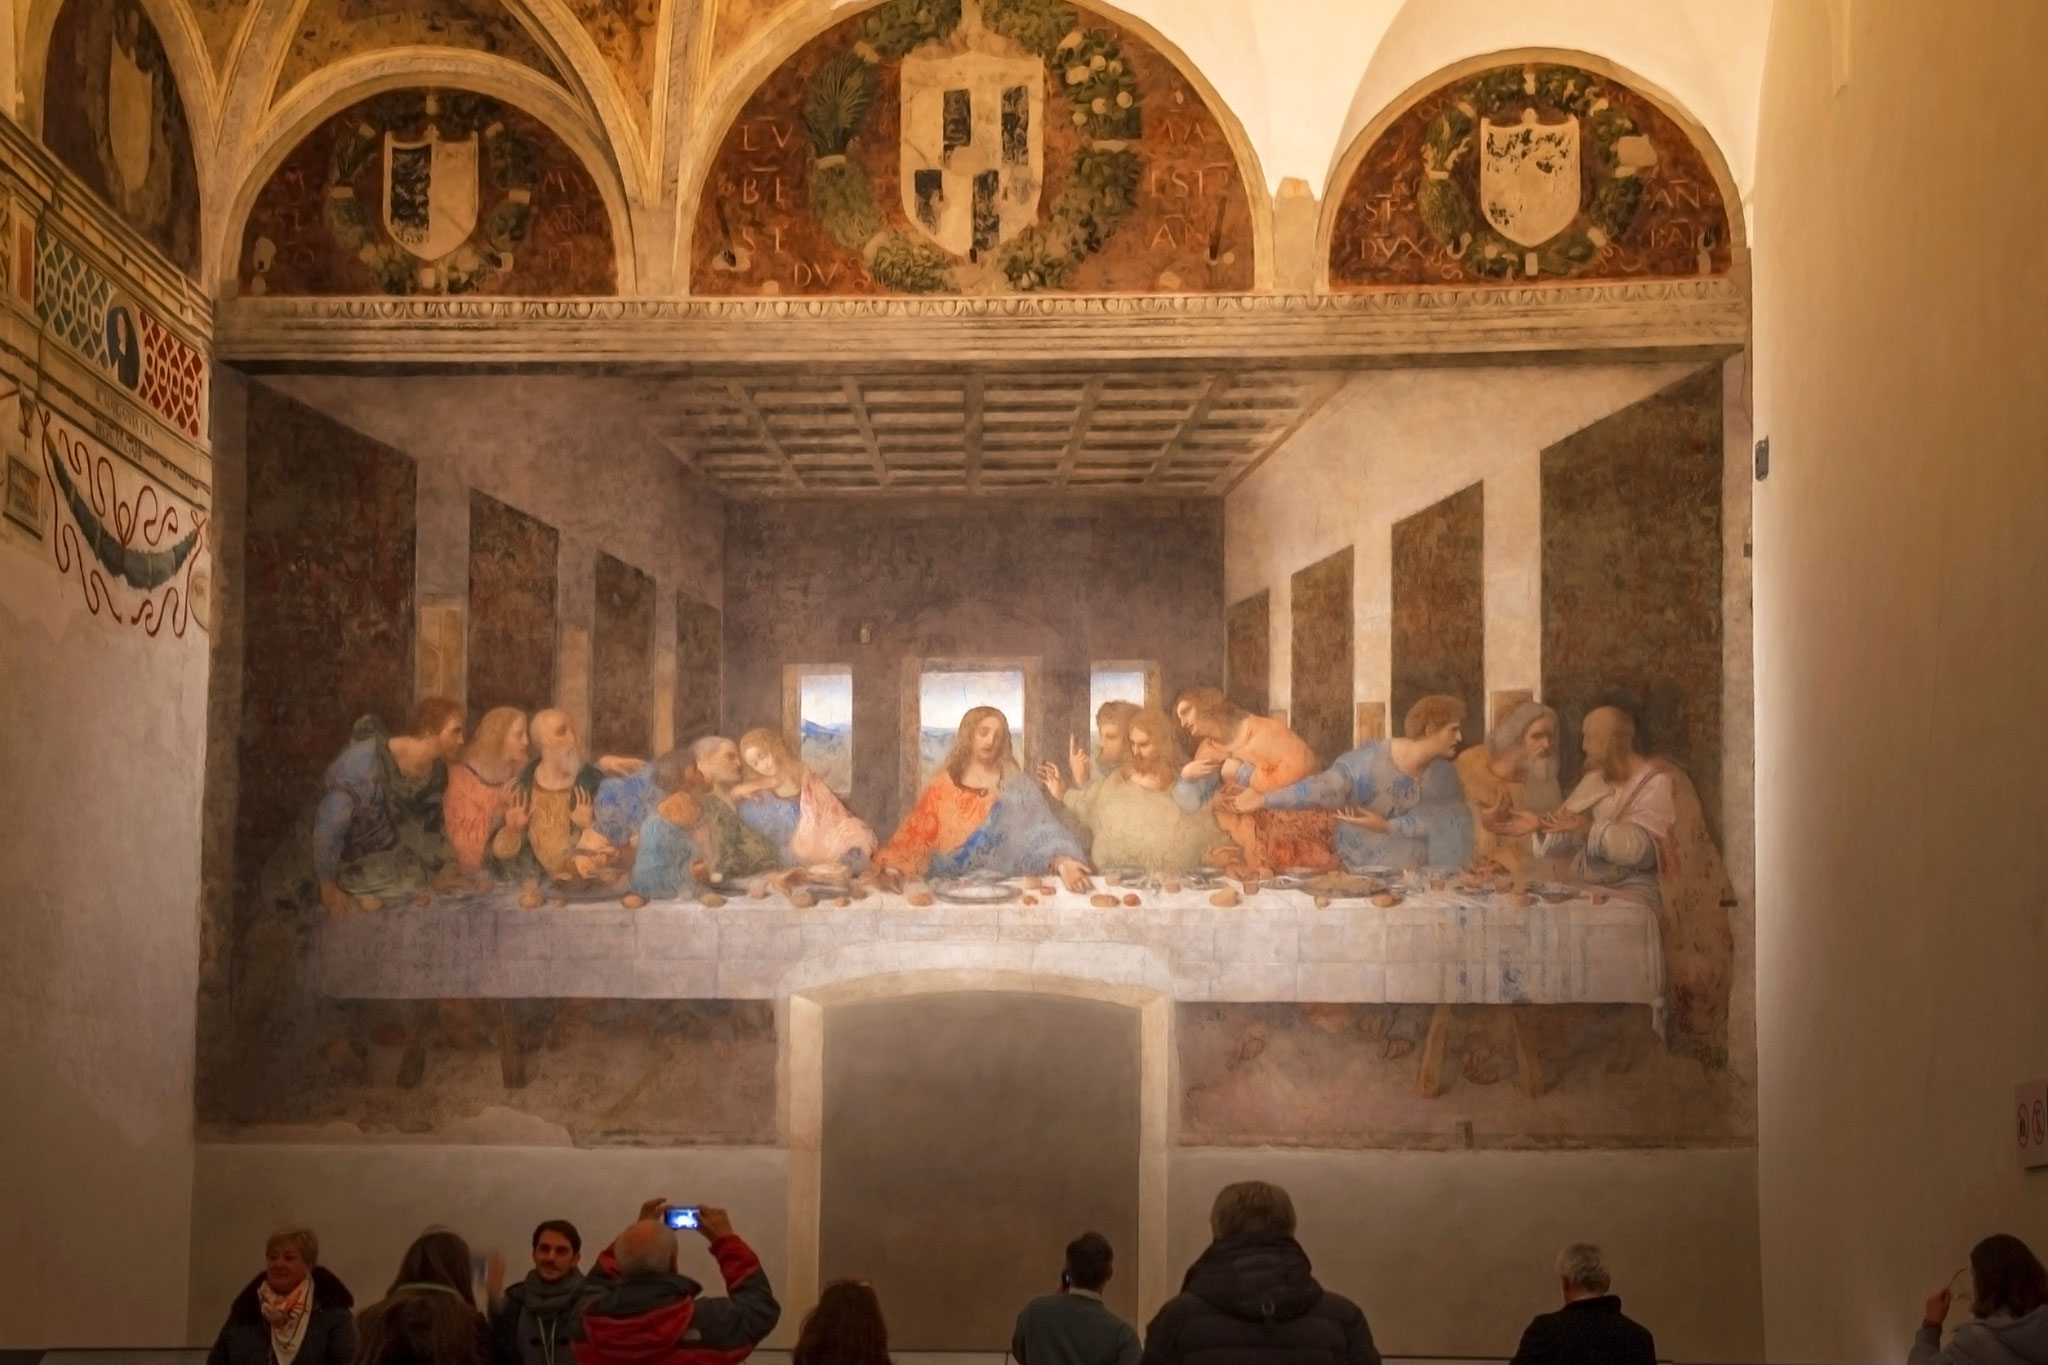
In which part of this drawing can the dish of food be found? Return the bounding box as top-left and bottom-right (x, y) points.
(1527, 882), (1578, 904)
(931, 873), (1022, 906)
(1301, 872), (1388, 900)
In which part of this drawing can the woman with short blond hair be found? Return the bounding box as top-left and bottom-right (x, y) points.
(206, 1226), (356, 1365)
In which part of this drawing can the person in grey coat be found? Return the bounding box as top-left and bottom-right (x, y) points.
(1912, 1234), (2048, 1365)
(1012, 1234), (1140, 1365)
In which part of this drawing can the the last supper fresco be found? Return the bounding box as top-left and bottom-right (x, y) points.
(199, 363), (1747, 1152)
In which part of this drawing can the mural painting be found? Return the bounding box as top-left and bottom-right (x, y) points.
(41, 0), (203, 274)
(1328, 61), (1733, 289)
(690, 0), (1256, 295)
(203, 370), (1739, 1151)
(563, 0), (664, 127)
(275, 0), (563, 99)
(1, 385), (212, 638)
(237, 88), (616, 296)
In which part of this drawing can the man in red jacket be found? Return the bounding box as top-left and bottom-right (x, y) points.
(572, 1200), (780, 1365)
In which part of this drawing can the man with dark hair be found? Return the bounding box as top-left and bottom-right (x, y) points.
(493, 1220), (587, 1365)
(1011, 1233), (1140, 1365)
(1142, 1182), (1379, 1365)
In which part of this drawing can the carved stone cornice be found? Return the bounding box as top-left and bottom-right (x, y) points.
(216, 275), (1747, 368)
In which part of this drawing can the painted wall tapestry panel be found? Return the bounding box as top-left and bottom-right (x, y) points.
(675, 593), (723, 744)
(275, 0), (562, 99)
(237, 89), (616, 297)
(1391, 482), (1483, 740)
(1289, 546), (1353, 766)
(690, 0), (1256, 296)
(592, 551), (655, 758)
(1225, 589), (1270, 717)
(1328, 62), (1732, 290)
(1542, 367), (1722, 830)
(42, 0), (202, 273)
(467, 490), (559, 721)
(234, 384), (417, 903)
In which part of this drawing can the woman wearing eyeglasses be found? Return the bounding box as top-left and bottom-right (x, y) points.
(1913, 1234), (2048, 1364)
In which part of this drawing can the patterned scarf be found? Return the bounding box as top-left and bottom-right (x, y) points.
(257, 1276), (314, 1365)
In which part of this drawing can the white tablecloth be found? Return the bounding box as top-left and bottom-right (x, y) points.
(312, 877), (1666, 1020)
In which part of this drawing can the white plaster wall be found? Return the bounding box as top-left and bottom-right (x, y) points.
(1170, 1147), (1763, 1362)
(1224, 361), (1703, 716)
(188, 1145), (790, 1345)
(0, 522), (207, 1345)
(1751, 3), (2048, 1359)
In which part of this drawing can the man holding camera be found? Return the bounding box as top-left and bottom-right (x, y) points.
(573, 1200), (779, 1365)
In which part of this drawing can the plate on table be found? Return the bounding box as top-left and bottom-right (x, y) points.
(1527, 882), (1578, 904)
(932, 873), (1023, 906)
(1099, 865), (1149, 887)
(1177, 868), (1227, 890)
(1300, 872), (1388, 901)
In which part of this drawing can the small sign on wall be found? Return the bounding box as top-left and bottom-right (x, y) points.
(2019, 1080), (2048, 1170)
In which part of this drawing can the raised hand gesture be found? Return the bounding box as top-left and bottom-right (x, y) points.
(1068, 733), (1091, 787)
(1037, 760), (1067, 800)
(503, 786), (532, 833)
(569, 786), (595, 830)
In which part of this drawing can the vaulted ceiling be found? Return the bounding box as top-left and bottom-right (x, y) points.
(6, 0), (1778, 297)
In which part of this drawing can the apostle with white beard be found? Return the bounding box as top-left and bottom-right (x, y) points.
(1456, 701), (1564, 877)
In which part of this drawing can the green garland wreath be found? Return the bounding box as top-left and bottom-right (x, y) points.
(798, 0), (1142, 293)
(1414, 65), (1647, 280)
(325, 90), (539, 295)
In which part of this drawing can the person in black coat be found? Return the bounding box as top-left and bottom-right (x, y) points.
(1507, 1243), (1656, 1365)
(491, 1220), (589, 1365)
(207, 1227), (356, 1365)
(1141, 1182), (1379, 1365)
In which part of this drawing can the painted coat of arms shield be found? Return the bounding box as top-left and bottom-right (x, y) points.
(1479, 109), (1583, 248)
(899, 40), (1044, 260)
(106, 38), (155, 195)
(382, 128), (480, 262)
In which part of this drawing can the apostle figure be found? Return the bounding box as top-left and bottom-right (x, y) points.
(681, 735), (788, 883)
(876, 706), (1092, 892)
(732, 727), (878, 871)
(1456, 700), (1564, 877)
(490, 709), (611, 895)
(1044, 707), (1221, 873)
(1047, 699), (1139, 794)
(1173, 686), (1337, 874)
(260, 697), (466, 916)
(443, 707), (530, 879)
(1237, 694), (1473, 872)
(594, 748), (684, 850)
(631, 785), (710, 902)
(1541, 706), (1734, 1067)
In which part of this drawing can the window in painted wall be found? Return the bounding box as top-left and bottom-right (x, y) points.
(798, 668), (854, 794)
(919, 666), (1026, 783)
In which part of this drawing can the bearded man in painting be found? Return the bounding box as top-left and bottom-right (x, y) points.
(491, 709), (610, 897)
(1173, 686), (1337, 876)
(259, 698), (466, 917)
(1457, 700), (1564, 877)
(680, 735), (788, 884)
(1043, 707), (1220, 874)
(877, 707), (1092, 893)
(1542, 706), (1734, 1067)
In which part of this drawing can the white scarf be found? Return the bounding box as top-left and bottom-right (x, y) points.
(257, 1276), (314, 1365)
